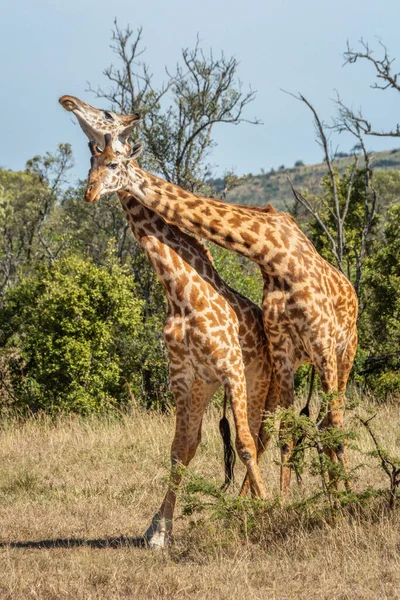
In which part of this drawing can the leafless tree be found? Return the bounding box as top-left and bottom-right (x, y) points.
(358, 414), (400, 509)
(333, 96), (377, 293)
(88, 20), (260, 192)
(285, 92), (377, 296)
(341, 39), (400, 138)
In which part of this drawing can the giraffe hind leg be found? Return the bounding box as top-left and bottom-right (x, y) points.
(247, 339), (295, 501)
(225, 369), (267, 500)
(316, 347), (353, 492)
(332, 333), (358, 491)
(239, 367), (278, 498)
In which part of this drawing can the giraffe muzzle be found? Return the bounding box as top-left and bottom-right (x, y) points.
(59, 95), (79, 112)
(85, 182), (101, 203)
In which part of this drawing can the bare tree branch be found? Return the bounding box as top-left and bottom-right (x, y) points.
(288, 177), (341, 267)
(333, 94), (378, 294)
(341, 39), (400, 138)
(358, 414), (400, 508)
(284, 91), (345, 272)
(344, 39), (400, 93)
(286, 90), (378, 296)
(88, 21), (260, 192)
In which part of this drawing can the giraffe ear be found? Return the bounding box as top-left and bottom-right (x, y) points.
(120, 113), (142, 140)
(129, 143), (144, 160)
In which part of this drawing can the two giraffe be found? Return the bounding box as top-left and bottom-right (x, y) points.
(60, 95), (279, 548)
(84, 132), (359, 495)
(60, 93), (358, 544)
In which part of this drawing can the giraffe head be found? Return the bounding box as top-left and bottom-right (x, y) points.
(85, 134), (144, 202)
(59, 95), (141, 154)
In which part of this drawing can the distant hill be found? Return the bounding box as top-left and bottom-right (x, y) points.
(212, 147), (400, 210)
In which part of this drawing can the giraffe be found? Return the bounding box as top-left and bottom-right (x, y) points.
(84, 135), (359, 495)
(59, 95), (278, 548)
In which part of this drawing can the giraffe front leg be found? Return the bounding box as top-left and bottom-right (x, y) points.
(144, 368), (191, 549)
(144, 377), (216, 549)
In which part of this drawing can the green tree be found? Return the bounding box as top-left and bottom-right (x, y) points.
(0, 144), (73, 302)
(210, 244), (263, 305)
(306, 166), (378, 286)
(360, 203), (400, 399)
(0, 253), (145, 414)
(373, 170), (400, 212)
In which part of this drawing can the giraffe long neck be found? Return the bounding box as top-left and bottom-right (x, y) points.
(118, 190), (214, 259)
(117, 191), (260, 313)
(122, 163), (313, 281)
(117, 191), (225, 293)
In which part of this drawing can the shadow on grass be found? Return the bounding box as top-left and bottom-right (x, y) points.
(0, 535), (146, 550)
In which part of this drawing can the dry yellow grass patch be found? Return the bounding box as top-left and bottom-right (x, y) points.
(0, 398), (399, 599)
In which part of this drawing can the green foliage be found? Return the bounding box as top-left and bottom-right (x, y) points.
(363, 203), (400, 351)
(294, 363), (315, 392)
(274, 405), (357, 500)
(134, 311), (172, 411)
(374, 170), (400, 211)
(209, 244), (263, 304)
(179, 469), (270, 540)
(369, 372), (400, 400)
(0, 253), (145, 414)
(0, 168), (50, 294)
(0, 144), (73, 301)
(308, 166), (377, 279)
(178, 406), (399, 545)
(360, 203), (400, 399)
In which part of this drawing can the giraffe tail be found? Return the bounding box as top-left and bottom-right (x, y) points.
(300, 364), (315, 419)
(294, 365), (315, 485)
(219, 391), (236, 491)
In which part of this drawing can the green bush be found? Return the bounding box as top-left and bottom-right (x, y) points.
(209, 243), (263, 304)
(0, 254), (145, 414)
(360, 203), (400, 400)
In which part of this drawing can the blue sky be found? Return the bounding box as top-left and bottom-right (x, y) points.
(1, 0), (399, 184)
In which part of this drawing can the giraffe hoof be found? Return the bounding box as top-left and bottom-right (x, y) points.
(145, 530), (167, 550)
(143, 513), (171, 550)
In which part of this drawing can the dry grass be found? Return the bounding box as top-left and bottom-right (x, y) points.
(0, 396), (399, 599)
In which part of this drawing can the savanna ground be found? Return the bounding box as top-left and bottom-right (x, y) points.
(0, 394), (399, 600)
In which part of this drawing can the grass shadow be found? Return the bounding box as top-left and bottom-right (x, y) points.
(0, 535), (146, 550)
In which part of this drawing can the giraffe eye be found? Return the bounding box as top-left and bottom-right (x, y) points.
(104, 111), (113, 121)
(108, 163), (118, 170)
